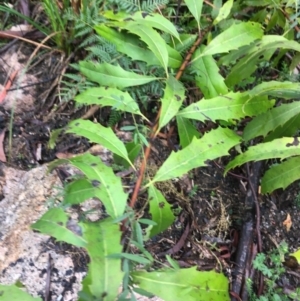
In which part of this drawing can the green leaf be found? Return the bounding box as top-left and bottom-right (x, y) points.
(0, 284), (42, 301)
(124, 23), (169, 74)
(79, 61), (158, 89)
(49, 153), (128, 219)
(176, 92), (274, 122)
(191, 47), (228, 99)
(66, 119), (134, 169)
(31, 208), (87, 247)
(261, 157), (300, 193)
(148, 185), (175, 237)
(149, 127), (241, 184)
(94, 24), (181, 68)
(225, 35), (300, 87)
(63, 179), (95, 205)
(112, 253), (152, 265)
(225, 137), (300, 173)
(243, 102), (300, 141)
(249, 81), (300, 99)
(158, 76), (185, 132)
(176, 116), (200, 148)
(79, 219), (123, 301)
(213, 0), (234, 25)
(184, 0), (204, 31)
(192, 22), (263, 62)
(113, 141), (142, 169)
(264, 114), (300, 142)
(75, 86), (146, 119)
(131, 267), (230, 301)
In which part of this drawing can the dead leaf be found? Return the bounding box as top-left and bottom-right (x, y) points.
(283, 213), (292, 232)
(0, 129), (7, 162)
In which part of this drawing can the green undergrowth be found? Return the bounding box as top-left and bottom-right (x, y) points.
(1, 0), (300, 300)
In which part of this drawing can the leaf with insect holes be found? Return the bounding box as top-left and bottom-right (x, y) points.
(0, 284), (42, 301)
(176, 92), (274, 122)
(124, 23), (169, 74)
(158, 76), (185, 132)
(192, 22), (263, 62)
(148, 185), (175, 237)
(79, 61), (158, 89)
(49, 153), (128, 219)
(149, 127), (240, 184)
(75, 86), (146, 119)
(31, 208), (87, 247)
(176, 116), (200, 148)
(65, 119), (134, 169)
(261, 157), (300, 193)
(184, 0), (204, 31)
(79, 218), (123, 301)
(225, 137), (300, 174)
(131, 267), (230, 301)
(190, 47), (228, 99)
(243, 102), (300, 141)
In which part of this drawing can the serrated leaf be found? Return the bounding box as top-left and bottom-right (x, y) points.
(124, 23), (168, 74)
(79, 61), (157, 89)
(191, 47), (228, 99)
(225, 137), (300, 173)
(94, 24), (181, 68)
(63, 179), (95, 205)
(131, 267), (230, 301)
(264, 114), (300, 142)
(149, 127), (240, 184)
(130, 11), (180, 40)
(213, 0), (233, 25)
(158, 76), (185, 132)
(261, 157), (300, 193)
(243, 102), (300, 141)
(184, 0), (204, 31)
(176, 92), (274, 122)
(148, 185), (175, 237)
(66, 119), (134, 169)
(0, 284), (42, 301)
(176, 116), (200, 148)
(79, 219), (123, 301)
(225, 35), (300, 87)
(31, 208), (87, 247)
(192, 22), (263, 62)
(49, 153), (128, 219)
(249, 81), (300, 99)
(75, 86), (146, 119)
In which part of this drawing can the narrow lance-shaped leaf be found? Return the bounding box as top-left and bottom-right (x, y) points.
(63, 179), (95, 205)
(158, 76), (185, 133)
(148, 185), (175, 237)
(31, 208), (87, 247)
(225, 137), (300, 173)
(261, 157), (300, 194)
(213, 0), (234, 25)
(243, 102), (300, 141)
(191, 22), (263, 62)
(184, 0), (204, 32)
(131, 267), (230, 301)
(75, 86), (147, 120)
(79, 219), (124, 301)
(176, 92), (274, 122)
(176, 116), (200, 148)
(148, 127), (241, 184)
(66, 119), (135, 169)
(79, 61), (158, 89)
(49, 153), (128, 219)
(124, 23), (169, 75)
(191, 47), (228, 99)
